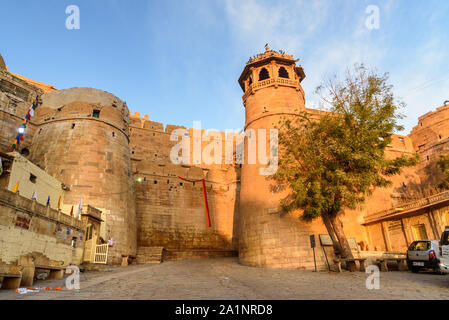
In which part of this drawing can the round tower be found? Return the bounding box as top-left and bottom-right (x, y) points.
(238, 46), (328, 269)
(28, 87), (136, 264)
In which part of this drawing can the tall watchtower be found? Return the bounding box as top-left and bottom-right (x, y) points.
(238, 44), (306, 128)
(238, 46), (327, 269)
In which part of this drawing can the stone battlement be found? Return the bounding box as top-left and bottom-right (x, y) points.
(416, 104), (449, 123)
(130, 111), (232, 137)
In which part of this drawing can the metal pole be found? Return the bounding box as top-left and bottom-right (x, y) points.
(322, 245), (330, 271)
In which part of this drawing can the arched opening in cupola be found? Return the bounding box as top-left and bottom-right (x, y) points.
(278, 66), (289, 78)
(259, 68), (269, 81)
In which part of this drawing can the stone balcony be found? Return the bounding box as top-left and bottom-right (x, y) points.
(242, 77), (301, 101)
(363, 190), (449, 224)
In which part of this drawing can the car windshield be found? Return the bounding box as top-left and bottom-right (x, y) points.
(441, 232), (449, 246)
(409, 241), (430, 251)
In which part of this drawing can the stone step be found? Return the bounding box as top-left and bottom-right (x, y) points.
(136, 247), (164, 264)
(164, 249), (238, 261)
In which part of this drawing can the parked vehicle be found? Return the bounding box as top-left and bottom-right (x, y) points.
(438, 227), (449, 273)
(406, 240), (440, 273)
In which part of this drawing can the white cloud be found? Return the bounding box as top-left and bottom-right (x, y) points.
(224, 0), (331, 54)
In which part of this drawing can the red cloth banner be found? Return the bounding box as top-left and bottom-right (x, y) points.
(178, 176), (211, 227)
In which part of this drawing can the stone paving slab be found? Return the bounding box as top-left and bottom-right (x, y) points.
(1, 257), (449, 300)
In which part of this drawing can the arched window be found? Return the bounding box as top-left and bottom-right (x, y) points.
(278, 66), (289, 78)
(259, 68), (270, 81)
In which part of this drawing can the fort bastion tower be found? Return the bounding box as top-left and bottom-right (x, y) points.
(28, 87), (137, 264)
(238, 46), (329, 270)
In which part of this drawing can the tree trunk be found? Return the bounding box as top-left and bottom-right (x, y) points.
(329, 212), (356, 271)
(321, 214), (342, 256)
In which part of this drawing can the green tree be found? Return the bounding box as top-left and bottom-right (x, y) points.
(272, 64), (419, 268)
(437, 154), (449, 190)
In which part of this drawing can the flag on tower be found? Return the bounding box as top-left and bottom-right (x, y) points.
(70, 205), (74, 217)
(46, 196), (50, 207)
(57, 196), (62, 210)
(31, 191), (37, 201)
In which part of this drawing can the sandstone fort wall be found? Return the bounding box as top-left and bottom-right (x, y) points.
(28, 88), (137, 264)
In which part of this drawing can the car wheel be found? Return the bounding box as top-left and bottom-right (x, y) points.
(411, 267), (420, 273)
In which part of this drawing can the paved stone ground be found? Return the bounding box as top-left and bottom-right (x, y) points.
(1, 257), (449, 300)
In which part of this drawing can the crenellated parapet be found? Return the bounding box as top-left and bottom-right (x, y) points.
(410, 104), (449, 152)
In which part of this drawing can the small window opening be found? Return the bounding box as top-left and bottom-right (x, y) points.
(278, 66), (289, 78)
(427, 155), (430, 161)
(167, 180), (170, 184)
(20, 147), (30, 157)
(154, 180), (158, 184)
(93, 110), (100, 118)
(180, 182), (183, 186)
(249, 76), (253, 85)
(112, 132), (115, 137)
(29, 173), (37, 183)
(71, 123), (75, 129)
(259, 68), (270, 81)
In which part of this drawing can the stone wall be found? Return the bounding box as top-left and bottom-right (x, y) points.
(0, 69), (42, 153)
(134, 162), (239, 255)
(129, 112), (240, 257)
(4, 152), (65, 210)
(0, 188), (84, 266)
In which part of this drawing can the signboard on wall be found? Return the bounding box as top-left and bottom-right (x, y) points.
(319, 234), (333, 246)
(319, 234), (359, 250)
(310, 234), (316, 248)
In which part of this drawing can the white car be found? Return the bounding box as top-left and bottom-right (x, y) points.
(406, 240), (441, 273)
(438, 227), (449, 273)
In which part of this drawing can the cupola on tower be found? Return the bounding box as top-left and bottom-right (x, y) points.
(238, 44), (306, 129)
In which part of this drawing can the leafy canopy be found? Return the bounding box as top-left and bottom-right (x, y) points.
(438, 154), (449, 190)
(272, 64), (419, 221)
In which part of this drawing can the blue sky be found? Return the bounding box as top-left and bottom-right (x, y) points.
(1, 0), (448, 133)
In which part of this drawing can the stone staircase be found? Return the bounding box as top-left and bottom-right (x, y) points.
(136, 247), (164, 264)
